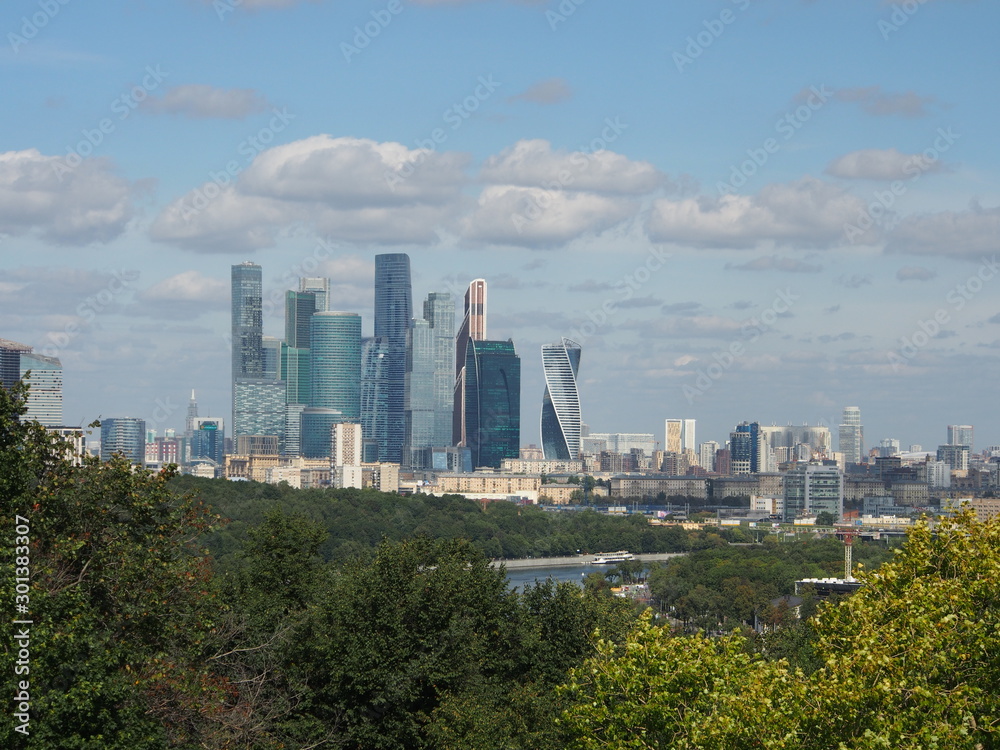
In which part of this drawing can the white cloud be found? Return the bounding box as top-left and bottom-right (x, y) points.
(647, 177), (873, 249)
(886, 203), (1000, 260)
(461, 184), (637, 247)
(479, 139), (665, 195)
(826, 148), (945, 180)
(0, 149), (139, 245)
(151, 135), (469, 251)
(139, 270), (228, 302)
(141, 84), (271, 119)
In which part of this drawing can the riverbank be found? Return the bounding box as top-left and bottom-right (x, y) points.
(493, 552), (687, 570)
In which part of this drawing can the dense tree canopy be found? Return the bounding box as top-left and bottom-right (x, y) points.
(174, 474), (734, 566)
(558, 511), (1000, 749)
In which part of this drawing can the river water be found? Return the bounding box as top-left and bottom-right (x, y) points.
(503, 563), (594, 591)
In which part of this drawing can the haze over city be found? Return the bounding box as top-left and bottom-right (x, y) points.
(2, 0), (998, 450)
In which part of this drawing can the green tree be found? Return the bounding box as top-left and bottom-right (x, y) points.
(0, 383), (237, 749)
(814, 510), (836, 526)
(557, 512), (1000, 749)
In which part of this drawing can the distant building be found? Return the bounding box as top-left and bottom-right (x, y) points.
(946, 425), (974, 454)
(0, 338), (63, 427)
(453, 278), (487, 448)
(937, 444), (970, 471)
(699, 441), (719, 473)
(18, 351), (63, 426)
(374, 253), (412, 463)
(730, 421), (763, 474)
(463, 339), (521, 469)
(303, 311), (361, 458)
(783, 463), (843, 522)
(190, 418), (225, 466)
(232, 262), (264, 436)
(541, 338), (583, 460)
(583, 433), (656, 455)
(101, 417), (146, 465)
(404, 292), (455, 468)
(361, 336), (389, 462)
(299, 277), (331, 313)
(926, 459), (951, 489)
(839, 406), (864, 465)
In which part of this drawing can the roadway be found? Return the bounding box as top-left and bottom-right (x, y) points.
(493, 552), (688, 570)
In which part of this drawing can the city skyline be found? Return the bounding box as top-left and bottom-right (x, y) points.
(2, 1), (998, 450)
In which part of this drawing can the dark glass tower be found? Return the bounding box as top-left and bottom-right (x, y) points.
(231, 262), (264, 437)
(361, 337), (389, 463)
(730, 421), (761, 474)
(374, 253), (412, 463)
(463, 339), (520, 469)
(453, 279), (487, 446)
(285, 290), (317, 349)
(231, 262), (263, 379)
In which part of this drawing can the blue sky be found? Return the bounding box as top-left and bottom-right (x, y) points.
(1, 0), (998, 453)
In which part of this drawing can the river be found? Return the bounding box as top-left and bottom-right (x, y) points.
(496, 552), (687, 591)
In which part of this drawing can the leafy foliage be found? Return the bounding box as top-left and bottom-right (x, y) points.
(558, 512), (1000, 749)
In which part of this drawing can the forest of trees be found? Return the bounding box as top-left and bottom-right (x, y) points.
(171, 474), (745, 566)
(3, 381), (999, 748)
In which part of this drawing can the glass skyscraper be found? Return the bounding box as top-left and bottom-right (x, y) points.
(361, 336), (389, 463)
(285, 289), (317, 349)
(100, 417), (146, 465)
(453, 279), (487, 447)
(19, 351), (63, 427)
(404, 292), (455, 467)
(1, 338), (63, 427)
(302, 311), (361, 458)
(233, 379), (287, 442)
(838, 406), (864, 465)
(540, 338), (582, 461)
(232, 262), (263, 379)
(232, 262), (264, 437)
(463, 339), (520, 469)
(190, 418), (225, 465)
(374, 254), (412, 463)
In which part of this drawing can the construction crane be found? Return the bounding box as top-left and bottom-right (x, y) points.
(842, 528), (856, 582)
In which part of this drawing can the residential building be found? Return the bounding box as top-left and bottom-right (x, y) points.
(947, 425), (974, 454)
(698, 441), (719, 473)
(937, 444), (970, 471)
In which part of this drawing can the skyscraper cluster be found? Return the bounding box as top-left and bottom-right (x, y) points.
(229, 255), (526, 470)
